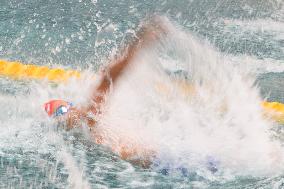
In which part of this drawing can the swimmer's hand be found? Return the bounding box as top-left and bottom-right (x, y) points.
(135, 16), (168, 47)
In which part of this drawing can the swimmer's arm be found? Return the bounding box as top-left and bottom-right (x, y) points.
(66, 19), (166, 129)
(64, 32), (144, 129)
(87, 20), (166, 116)
(118, 143), (155, 168)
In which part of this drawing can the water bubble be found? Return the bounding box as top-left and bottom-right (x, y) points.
(65, 38), (71, 44)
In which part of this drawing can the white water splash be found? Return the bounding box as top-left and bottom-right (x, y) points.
(96, 20), (284, 179)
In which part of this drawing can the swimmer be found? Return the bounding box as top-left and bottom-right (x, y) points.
(44, 19), (166, 168)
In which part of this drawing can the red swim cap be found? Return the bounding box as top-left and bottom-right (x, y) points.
(44, 99), (72, 117)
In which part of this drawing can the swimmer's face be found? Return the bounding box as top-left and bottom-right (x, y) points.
(44, 100), (72, 117)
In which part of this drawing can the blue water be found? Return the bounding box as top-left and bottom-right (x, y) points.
(0, 0), (284, 188)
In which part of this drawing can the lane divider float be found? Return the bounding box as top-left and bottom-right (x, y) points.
(0, 59), (81, 82)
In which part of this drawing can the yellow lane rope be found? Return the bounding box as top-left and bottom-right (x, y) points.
(0, 59), (81, 82)
(262, 101), (284, 124)
(0, 59), (284, 124)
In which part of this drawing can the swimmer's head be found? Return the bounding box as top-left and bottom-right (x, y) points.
(44, 99), (73, 117)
